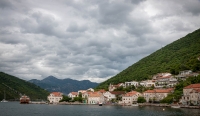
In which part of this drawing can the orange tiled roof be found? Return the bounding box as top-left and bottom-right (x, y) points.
(89, 92), (101, 97)
(110, 91), (126, 95)
(190, 89), (200, 93)
(184, 83), (200, 89)
(124, 91), (138, 97)
(71, 92), (78, 95)
(144, 88), (173, 93)
(51, 92), (62, 97)
(157, 76), (171, 80)
(99, 89), (106, 93)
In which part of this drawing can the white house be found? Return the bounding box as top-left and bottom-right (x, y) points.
(120, 91), (142, 105)
(155, 75), (177, 88)
(152, 73), (172, 80)
(103, 91), (116, 101)
(78, 90), (87, 94)
(181, 83), (200, 105)
(109, 83), (124, 91)
(143, 88), (174, 102)
(140, 80), (155, 87)
(124, 81), (139, 88)
(88, 92), (105, 104)
(68, 92), (78, 99)
(47, 92), (63, 103)
(87, 88), (94, 92)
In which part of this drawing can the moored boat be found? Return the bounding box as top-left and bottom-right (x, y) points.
(132, 103), (139, 106)
(171, 103), (181, 108)
(99, 102), (103, 106)
(1, 91), (8, 102)
(20, 95), (30, 104)
(1, 99), (8, 102)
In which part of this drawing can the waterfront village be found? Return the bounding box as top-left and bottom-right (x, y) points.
(46, 69), (200, 108)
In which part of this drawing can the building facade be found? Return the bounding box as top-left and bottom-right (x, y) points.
(47, 92), (63, 103)
(181, 83), (200, 105)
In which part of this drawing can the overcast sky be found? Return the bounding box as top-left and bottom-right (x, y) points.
(0, 0), (200, 83)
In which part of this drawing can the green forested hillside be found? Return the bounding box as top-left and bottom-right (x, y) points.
(0, 72), (49, 100)
(96, 28), (200, 89)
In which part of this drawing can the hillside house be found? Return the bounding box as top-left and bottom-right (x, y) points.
(119, 91), (142, 105)
(176, 70), (199, 80)
(124, 81), (139, 88)
(109, 83), (124, 91)
(140, 80), (155, 87)
(152, 73), (172, 80)
(143, 88), (174, 102)
(47, 92), (63, 103)
(155, 75), (177, 88)
(181, 83), (200, 105)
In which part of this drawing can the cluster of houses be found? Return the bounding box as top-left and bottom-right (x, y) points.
(47, 70), (200, 105)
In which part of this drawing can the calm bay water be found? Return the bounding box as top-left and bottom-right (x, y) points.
(0, 102), (200, 116)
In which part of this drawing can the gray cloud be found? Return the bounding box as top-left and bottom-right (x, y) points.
(0, 0), (200, 82)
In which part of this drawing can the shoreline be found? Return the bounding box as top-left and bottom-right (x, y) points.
(29, 102), (200, 109)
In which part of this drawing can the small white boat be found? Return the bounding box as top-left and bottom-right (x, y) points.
(1, 91), (8, 102)
(99, 102), (103, 106)
(1, 99), (8, 102)
(171, 103), (181, 108)
(132, 103), (139, 106)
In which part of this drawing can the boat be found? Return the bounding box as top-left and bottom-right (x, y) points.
(20, 95), (30, 104)
(132, 103), (139, 106)
(99, 102), (103, 106)
(171, 103), (181, 108)
(1, 91), (8, 102)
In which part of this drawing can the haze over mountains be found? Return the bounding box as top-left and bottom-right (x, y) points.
(29, 76), (99, 94)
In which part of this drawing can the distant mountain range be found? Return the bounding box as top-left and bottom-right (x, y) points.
(96, 28), (200, 89)
(29, 76), (99, 95)
(0, 72), (49, 100)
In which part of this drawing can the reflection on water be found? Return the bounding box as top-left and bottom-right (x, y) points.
(0, 102), (200, 116)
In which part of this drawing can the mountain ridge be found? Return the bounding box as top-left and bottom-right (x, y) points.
(0, 72), (49, 100)
(29, 76), (99, 94)
(96, 28), (200, 89)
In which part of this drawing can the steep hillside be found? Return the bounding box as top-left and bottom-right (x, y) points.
(96, 28), (200, 89)
(29, 76), (99, 94)
(0, 72), (49, 100)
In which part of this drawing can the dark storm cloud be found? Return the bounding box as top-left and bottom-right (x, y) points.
(0, 0), (200, 82)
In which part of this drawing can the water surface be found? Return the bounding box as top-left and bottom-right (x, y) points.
(0, 102), (200, 116)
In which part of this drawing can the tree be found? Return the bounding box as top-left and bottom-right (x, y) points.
(137, 97), (146, 103)
(59, 95), (71, 102)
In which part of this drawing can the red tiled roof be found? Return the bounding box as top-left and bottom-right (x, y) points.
(51, 92), (62, 97)
(124, 91), (138, 97)
(117, 83), (123, 86)
(144, 90), (155, 93)
(157, 76), (171, 80)
(110, 91), (126, 95)
(98, 89), (106, 93)
(144, 88), (173, 93)
(184, 83), (200, 89)
(71, 92), (78, 95)
(190, 89), (200, 93)
(89, 92), (102, 97)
